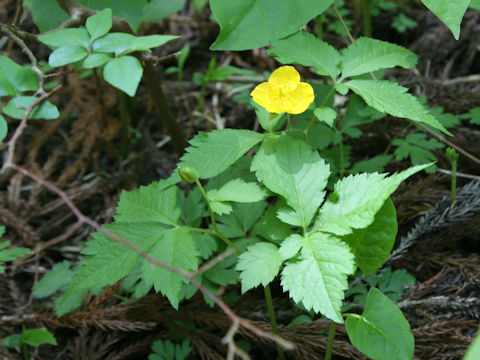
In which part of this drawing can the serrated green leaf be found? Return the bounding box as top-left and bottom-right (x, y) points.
(53, 290), (84, 316)
(82, 53), (112, 69)
(48, 45), (88, 67)
(345, 80), (450, 135)
(267, 30), (341, 78)
(346, 288), (414, 360)
(314, 106), (337, 127)
(340, 37), (417, 79)
(0, 56), (38, 94)
(194, 233), (217, 260)
(140, 227), (198, 308)
(207, 179), (266, 203)
(0, 226), (5, 238)
(317, 164), (428, 236)
(33, 261), (73, 298)
(66, 223), (169, 294)
(210, 0), (334, 50)
(3, 96), (59, 120)
(22, 329), (57, 347)
(421, 0), (469, 39)
(342, 198), (397, 274)
(38, 28), (90, 49)
(179, 129), (264, 179)
(237, 242), (282, 292)
(0, 115), (7, 142)
(0, 242), (31, 263)
(251, 136), (330, 229)
(279, 234), (303, 260)
(210, 201), (232, 215)
(86, 8), (112, 41)
(281, 232), (355, 322)
(103, 56), (142, 96)
(115, 182), (180, 226)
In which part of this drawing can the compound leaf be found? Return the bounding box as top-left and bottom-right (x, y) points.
(346, 288), (414, 360)
(65, 222), (169, 294)
(179, 129), (264, 179)
(317, 164), (428, 236)
(281, 232), (355, 322)
(251, 136), (330, 229)
(345, 80), (450, 135)
(207, 179), (266, 203)
(139, 227), (198, 308)
(267, 30), (341, 79)
(237, 242), (282, 292)
(115, 182), (181, 226)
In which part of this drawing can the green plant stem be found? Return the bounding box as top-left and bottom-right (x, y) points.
(325, 321), (337, 360)
(451, 160), (457, 203)
(305, 86), (336, 135)
(264, 284), (285, 360)
(194, 178), (240, 253)
(21, 343), (28, 360)
(286, 114), (291, 132)
(316, 13), (324, 39)
(363, 0), (372, 37)
(339, 139), (345, 178)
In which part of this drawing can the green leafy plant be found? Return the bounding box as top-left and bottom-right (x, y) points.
(1, 326), (57, 360)
(1, 0), (476, 359)
(148, 339), (192, 360)
(38, 8), (177, 96)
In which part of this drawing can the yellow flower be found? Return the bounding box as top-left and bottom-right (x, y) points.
(250, 66), (314, 114)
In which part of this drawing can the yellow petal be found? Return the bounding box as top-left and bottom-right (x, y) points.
(269, 66), (300, 93)
(251, 82), (272, 110)
(284, 82), (315, 114)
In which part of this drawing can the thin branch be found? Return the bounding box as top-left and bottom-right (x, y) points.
(0, 23), (45, 94)
(190, 248), (236, 278)
(1, 85), (62, 175)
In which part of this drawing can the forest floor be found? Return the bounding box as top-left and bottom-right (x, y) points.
(1, 1), (480, 359)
